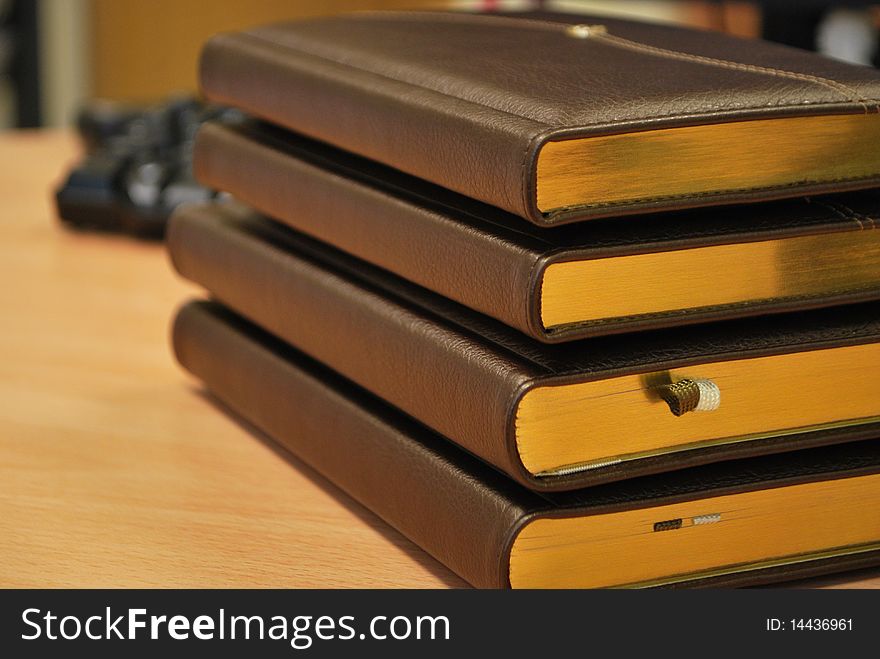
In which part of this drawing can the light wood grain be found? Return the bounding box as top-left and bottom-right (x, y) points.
(0, 130), (464, 588)
(0, 131), (875, 589)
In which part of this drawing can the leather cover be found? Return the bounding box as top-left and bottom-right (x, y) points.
(166, 201), (880, 491)
(198, 10), (880, 225)
(172, 300), (880, 588)
(194, 119), (880, 342)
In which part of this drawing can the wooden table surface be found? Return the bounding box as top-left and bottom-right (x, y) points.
(0, 130), (876, 589)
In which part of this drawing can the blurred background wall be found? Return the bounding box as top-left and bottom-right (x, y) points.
(1, 0), (449, 129)
(89, 0), (443, 103)
(1, 0), (877, 130)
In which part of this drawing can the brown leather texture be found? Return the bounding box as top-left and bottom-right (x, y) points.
(166, 201), (880, 491)
(198, 10), (880, 225)
(172, 300), (880, 588)
(195, 120), (880, 342)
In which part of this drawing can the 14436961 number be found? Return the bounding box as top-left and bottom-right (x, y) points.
(766, 618), (854, 631)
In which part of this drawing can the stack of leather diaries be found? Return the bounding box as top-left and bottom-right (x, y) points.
(168, 11), (880, 588)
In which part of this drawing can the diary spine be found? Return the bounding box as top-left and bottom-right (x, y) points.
(167, 204), (537, 488)
(193, 123), (542, 338)
(173, 301), (533, 588)
(199, 33), (543, 220)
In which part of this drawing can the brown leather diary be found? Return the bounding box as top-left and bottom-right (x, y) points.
(173, 300), (880, 588)
(167, 202), (880, 492)
(194, 120), (880, 343)
(199, 11), (880, 225)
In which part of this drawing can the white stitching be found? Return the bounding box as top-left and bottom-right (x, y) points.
(244, 16), (878, 128)
(598, 32), (873, 111)
(350, 11), (878, 110)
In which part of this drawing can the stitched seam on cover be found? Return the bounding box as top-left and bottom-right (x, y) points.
(545, 174), (880, 218)
(346, 10), (879, 109)
(350, 10), (589, 31)
(598, 32), (873, 109)
(241, 30), (875, 129)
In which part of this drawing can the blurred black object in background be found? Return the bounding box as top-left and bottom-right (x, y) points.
(55, 97), (241, 239)
(2, 0), (41, 127)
